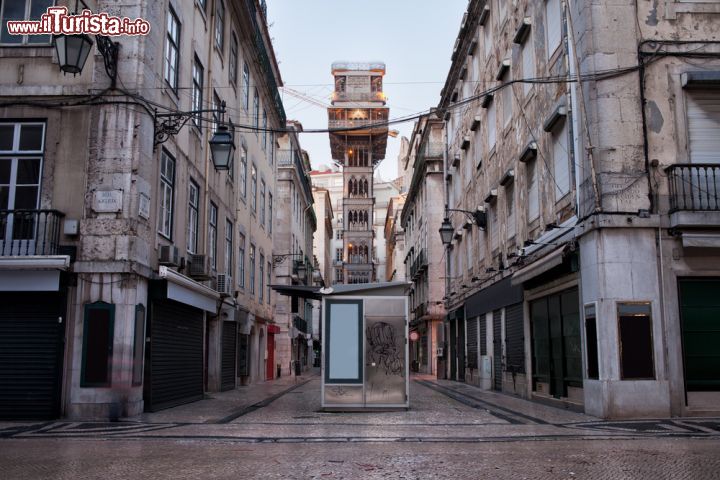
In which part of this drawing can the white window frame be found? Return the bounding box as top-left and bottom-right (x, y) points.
(192, 55), (204, 128)
(545, 0), (562, 59)
(214, 0), (225, 52)
(238, 233), (246, 288)
(551, 119), (571, 201)
(209, 202), (218, 270)
(158, 150), (175, 239)
(225, 219), (233, 275)
(187, 180), (199, 254)
(0, 0), (54, 45)
(164, 6), (180, 92)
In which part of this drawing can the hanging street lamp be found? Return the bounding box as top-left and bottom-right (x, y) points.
(53, 33), (94, 76)
(439, 217), (455, 246)
(209, 123), (236, 171)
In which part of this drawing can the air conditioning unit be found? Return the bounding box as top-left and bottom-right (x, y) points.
(158, 245), (180, 267)
(216, 273), (233, 296)
(187, 254), (211, 279)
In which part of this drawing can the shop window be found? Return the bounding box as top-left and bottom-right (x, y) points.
(584, 303), (599, 380)
(132, 304), (145, 386)
(81, 302), (115, 387)
(617, 302), (655, 380)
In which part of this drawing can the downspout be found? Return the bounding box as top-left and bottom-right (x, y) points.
(637, 41), (655, 213)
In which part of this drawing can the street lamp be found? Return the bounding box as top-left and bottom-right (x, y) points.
(439, 218), (454, 246)
(54, 33), (94, 75)
(209, 123), (236, 171)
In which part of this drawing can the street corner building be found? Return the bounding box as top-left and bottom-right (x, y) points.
(0, 0), (318, 420)
(401, 0), (720, 419)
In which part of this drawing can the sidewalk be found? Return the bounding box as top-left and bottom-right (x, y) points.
(133, 368), (319, 424)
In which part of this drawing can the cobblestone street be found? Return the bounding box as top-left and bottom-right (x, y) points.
(2, 374), (719, 479)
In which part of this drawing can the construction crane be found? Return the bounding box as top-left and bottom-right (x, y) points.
(280, 86), (400, 137)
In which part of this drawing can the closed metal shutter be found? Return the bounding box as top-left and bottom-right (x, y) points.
(466, 317), (478, 369)
(679, 278), (720, 392)
(479, 316), (487, 356)
(493, 310), (502, 390)
(221, 322), (237, 391)
(0, 292), (65, 420)
(687, 91), (720, 163)
(147, 300), (204, 412)
(505, 304), (525, 374)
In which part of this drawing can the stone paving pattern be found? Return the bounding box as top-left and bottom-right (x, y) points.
(1, 371), (719, 479)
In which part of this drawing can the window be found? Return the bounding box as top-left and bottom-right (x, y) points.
(505, 183), (515, 239)
(238, 233), (246, 288)
(1, 0), (53, 44)
(250, 164), (257, 212)
(483, 21), (492, 59)
(192, 55), (204, 128)
(158, 150), (175, 239)
(187, 181), (199, 253)
(259, 180), (266, 227)
(487, 99), (497, 150)
(269, 132), (274, 165)
(229, 33), (238, 85)
(196, 0), (207, 12)
(249, 244), (256, 294)
(266, 261), (272, 303)
(262, 110), (267, 150)
(545, 0), (562, 59)
(268, 192), (273, 234)
(584, 303), (599, 380)
(81, 302), (114, 387)
(164, 6), (180, 91)
(239, 146), (247, 198)
(242, 62), (250, 110)
(551, 119), (570, 200)
(225, 219), (233, 275)
(336, 248), (343, 261)
(527, 159), (539, 221)
(209, 202), (218, 270)
(212, 91), (222, 131)
(214, 0), (225, 52)
(253, 90), (260, 136)
(0, 121), (45, 242)
(501, 67), (512, 128)
(522, 36), (535, 96)
(259, 254), (265, 303)
(617, 303), (655, 380)
(489, 202), (499, 251)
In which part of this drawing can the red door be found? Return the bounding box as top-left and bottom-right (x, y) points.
(266, 332), (275, 380)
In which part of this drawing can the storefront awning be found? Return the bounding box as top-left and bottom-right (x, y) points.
(271, 284), (322, 300)
(511, 247), (566, 286)
(158, 266), (219, 312)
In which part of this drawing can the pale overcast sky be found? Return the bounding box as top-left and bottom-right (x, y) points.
(268, 1), (468, 181)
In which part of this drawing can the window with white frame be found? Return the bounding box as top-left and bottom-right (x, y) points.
(215, 0), (225, 52)
(262, 110), (267, 150)
(266, 261), (272, 303)
(225, 219), (233, 275)
(253, 90), (260, 136)
(527, 159), (539, 221)
(268, 192), (273, 234)
(187, 180), (199, 253)
(238, 233), (245, 288)
(164, 6), (180, 92)
(240, 146), (247, 198)
(250, 164), (257, 212)
(545, 0), (562, 59)
(0, 0), (53, 45)
(158, 150), (175, 239)
(521, 33), (535, 96)
(506, 183), (516, 239)
(192, 55), (204, 127)
(212, 91), (222, 131)
(259, 254), (265, 303)
(249, 244), (256, 294)
(229, 33), (238, 85)
(208, 202), (218, 270)
(269, 132), (274, 165)
(487, 99), (497, 151)
(551, 119), (571, 200)
(259, 179), (266, 228)
(242, 62), (250, 111)
(490, 202), (499, 251)
(336, 248), (343, 261)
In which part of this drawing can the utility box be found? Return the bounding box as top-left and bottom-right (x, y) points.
(320, 282), (410, 410)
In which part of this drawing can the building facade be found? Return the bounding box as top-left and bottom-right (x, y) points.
(275, 123), (316, 376)
(328, 62), (390, 284)
(439, 0), (720, 418)
(401, 116), (447, 377)
(0, 0), (286, 419)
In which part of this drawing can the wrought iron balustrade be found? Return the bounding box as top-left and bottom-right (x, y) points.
(0, 209), (65, 256)
(666, 164), (720, 212)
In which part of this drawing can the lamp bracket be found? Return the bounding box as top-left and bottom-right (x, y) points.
(447, 208), (486, 229)
(96, 35), (119, 88)
(153, 106), (227, 148)
(272, 253), (304, 268)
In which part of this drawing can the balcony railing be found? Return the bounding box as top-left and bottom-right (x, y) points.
(0, 209), (65, 256)
(332, 92), (385, 103)
(277, 149), (313, 204)
(666, 164), (720, 212)
(328, 119), (387, 130)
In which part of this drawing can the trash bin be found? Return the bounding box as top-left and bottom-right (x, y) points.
(276, 363), (281, 378)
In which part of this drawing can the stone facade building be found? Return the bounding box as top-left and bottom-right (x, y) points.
(274, 122), (316, 375)
(401, 116), (447, 377)
(439, 0), (720, 418)
(0, 0), (289, 419)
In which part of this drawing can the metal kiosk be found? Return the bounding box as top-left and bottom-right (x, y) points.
(320, 282), (410, 410)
